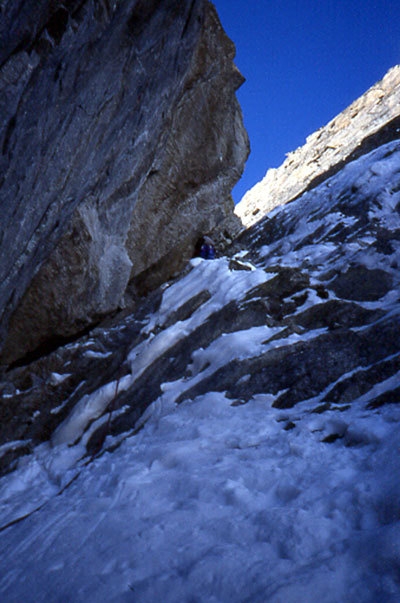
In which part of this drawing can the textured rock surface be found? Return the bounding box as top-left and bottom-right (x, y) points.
(236, 65), (400, 227)
(0, 0), (248, 366)
(1, 139), (399, 476)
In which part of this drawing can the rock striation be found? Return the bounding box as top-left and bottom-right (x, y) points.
(236, 65), (400, 227)
(0, 0), (248, 366)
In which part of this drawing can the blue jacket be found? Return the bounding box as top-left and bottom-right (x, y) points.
(200, 243), (215, 259)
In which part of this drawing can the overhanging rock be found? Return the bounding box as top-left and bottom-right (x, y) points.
(0, 0), (249, 367)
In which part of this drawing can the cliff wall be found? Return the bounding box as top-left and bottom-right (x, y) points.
(0, 0), (248, 366)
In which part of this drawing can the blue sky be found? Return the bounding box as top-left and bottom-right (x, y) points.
(213, 0), (400, 203)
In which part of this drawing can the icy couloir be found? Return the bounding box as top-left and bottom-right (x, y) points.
(1, 139), (400, 472)
(0, 141), (399, 601)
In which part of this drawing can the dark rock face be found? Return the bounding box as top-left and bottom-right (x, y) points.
(0, 0), (248, 366)
(329, 266), (393, 301)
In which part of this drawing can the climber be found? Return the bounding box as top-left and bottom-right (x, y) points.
(198, 235), (216, 260)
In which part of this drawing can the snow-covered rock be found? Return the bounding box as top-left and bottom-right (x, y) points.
(1, 139), (399, 469)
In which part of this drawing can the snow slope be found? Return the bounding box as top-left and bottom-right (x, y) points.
(1, 391), (400, 602)
(0, 142), (400, 602)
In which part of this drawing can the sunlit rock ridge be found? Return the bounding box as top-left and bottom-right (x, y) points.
(0, 0), (248, 366)
(236, 65), (400, 227)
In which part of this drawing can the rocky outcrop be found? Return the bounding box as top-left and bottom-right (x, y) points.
(0, 0), (248, 366)
(236, 65), (400, 227)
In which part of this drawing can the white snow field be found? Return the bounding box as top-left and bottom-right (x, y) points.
(0, 142), (400, 602)
(0, 384), (399, 602)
